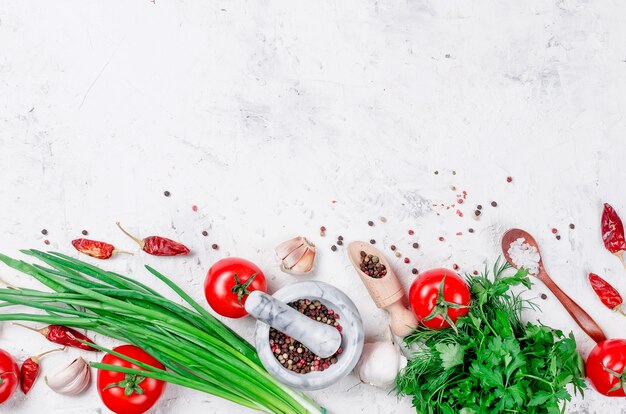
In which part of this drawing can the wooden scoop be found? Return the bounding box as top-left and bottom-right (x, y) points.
(347, 241), (418, 337)
(502, 228), (606, 343)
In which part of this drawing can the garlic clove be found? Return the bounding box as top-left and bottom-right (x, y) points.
(354, 342), (404, 389)
(289, 247), (316, 273)
(275, 237), (305, 260)
(46, 357), (91, 396)
(281, 244), (309, 270)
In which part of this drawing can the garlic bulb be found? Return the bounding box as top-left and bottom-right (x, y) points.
(354, 342), (407, 388)
(275, 236), (316, 274)
(45, 357), (91, 395)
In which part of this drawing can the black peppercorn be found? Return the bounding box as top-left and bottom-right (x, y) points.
(367, 221), (374, 226)
(211, 243), (219, 250)
(412, 242), (419, 249)
(164, 190), (171, 197)
(491, 201), (498, 207)
(41, 229), (48, 235)
(369, 239), (376, 244)
(81, 230), (88, 236)
(331, 245), (337, 251)
(202, 231), (208, 236)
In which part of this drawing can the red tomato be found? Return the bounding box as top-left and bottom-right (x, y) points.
(204, 257), (267, 318)
(97, 345), (166, 414)
(0, 349), (18, 404)
(409, 268), (471, 330)
(586, 339), (626, 396)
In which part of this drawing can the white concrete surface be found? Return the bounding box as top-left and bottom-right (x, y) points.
(1, 1), (626, 413)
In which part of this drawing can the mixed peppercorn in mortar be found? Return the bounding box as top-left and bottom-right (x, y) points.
(269, 299), (342, 373)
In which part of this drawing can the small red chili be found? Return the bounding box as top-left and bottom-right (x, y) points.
(589, 273), (626, 317)
(20, 347), (65, 394)
(15, 324), (98, 351)
(602, 203), (626, 267)
(71, 238), (133, 260)
(116, 222), (190, 256)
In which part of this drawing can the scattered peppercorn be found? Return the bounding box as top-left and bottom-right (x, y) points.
(367, 220), (374, 227)
(359, 251), (386, 278)
(412, 242), (419, 249)
(202, 231), (208, 237)
(434, 171), (439, 175)
(192, 205), (198, 212)
(211, 243), (219, 250)
(540, 293), (548, 300)
(408, 229), (414, 235)
(556, 235), (561, 240)
(81, 230), (88, 236)
(320, 226), (326, 232)
(452, 264), (459, 270)
(337, 235), (343, 241)
(395, 252), (401, 257)
(44, 240), (50, 245)
(331, 245), (337, 251)
(41, 229), (48, 235)
(468, 228), (475, 233)
(569, 223), (575, 229)
(506, 176), (513, 183)
(336, 240), (343, 246)
(477, 205), (482, 210)
(379, 216), (387, 223)
(491, 201), (498, 207)
(457, 199), (464, 204)
(412, 268), (418, 275)
(439, 236), (444, 241)
(164, 191), (171, 197)
(451, 186), (456, 191)
(475, 210), (481, 216)
(452, 171), (457, 175)
(270, 299), (341, 373)
(390, 245), (396, 251)
(369, 239), (376, 244)
(473, 270), (479, 275)
(404, 257), (410, 264)
(551, 228), (558, 234)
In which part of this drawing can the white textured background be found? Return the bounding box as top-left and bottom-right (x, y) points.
(1, 1), (626, 413)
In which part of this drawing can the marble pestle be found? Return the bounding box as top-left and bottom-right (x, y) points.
(245, 290), (342, 358)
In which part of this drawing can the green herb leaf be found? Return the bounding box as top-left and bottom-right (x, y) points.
(435, 343), (464, 370)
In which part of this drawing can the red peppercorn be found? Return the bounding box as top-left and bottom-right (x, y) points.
(192, 205), (198, 212)
(404, 257), (410, 264)
(438, 236), (444, 241)
(551, 228), (558, 234)
(506, 176), (513, 183)
(453, 264), (459, 270)
(457, 199), (464, 204)
(320, 226), (326, 232)
(408, 229), (414, 235)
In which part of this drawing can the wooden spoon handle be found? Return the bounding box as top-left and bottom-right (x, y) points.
(540, 274), (607, 343)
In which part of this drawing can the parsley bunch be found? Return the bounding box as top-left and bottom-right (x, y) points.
(396, 260), (585, 414)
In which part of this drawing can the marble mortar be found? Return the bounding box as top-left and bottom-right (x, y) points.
(247, 281), (364, 390)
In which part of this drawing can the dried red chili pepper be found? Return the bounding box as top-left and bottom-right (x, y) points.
(589, 273), (626, 317)
(116, 222), (190, 256)
(20, 347), (65, 394)
(14, 324), (98, 351)
(71, 238), (133, 260)
(602, 203), (626, 267)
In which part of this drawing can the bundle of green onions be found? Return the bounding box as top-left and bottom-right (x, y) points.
(0, 250), (324, 414)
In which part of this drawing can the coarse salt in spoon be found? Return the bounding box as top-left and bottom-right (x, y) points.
(501, 228), (606, 343)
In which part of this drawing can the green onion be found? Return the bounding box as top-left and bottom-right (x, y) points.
(0, 250), (325, 414)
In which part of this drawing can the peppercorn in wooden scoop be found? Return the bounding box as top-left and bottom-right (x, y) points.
(347, 241), (417, 337)
(502, 228), (606, 343)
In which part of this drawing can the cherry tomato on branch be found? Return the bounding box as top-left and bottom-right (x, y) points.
(409, 268), (471, 332)
(587, 339), (626, 396)
(204, 257), (267, 318)
(97, 345), (166, 414)
(0, 349), (19, 404)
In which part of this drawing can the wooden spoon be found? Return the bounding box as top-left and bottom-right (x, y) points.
(347, 241), (418, 337)
(502, 228), (606, 343)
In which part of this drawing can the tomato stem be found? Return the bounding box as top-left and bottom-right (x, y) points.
(422, 275), (469, 334)
(103, 373), (146, 397)
(231, 273), (257, 305)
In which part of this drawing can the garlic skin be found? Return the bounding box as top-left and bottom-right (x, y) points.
(276, 236), (316, 274)
(354, 342), (407, 388)
(45, 357), (91, 395)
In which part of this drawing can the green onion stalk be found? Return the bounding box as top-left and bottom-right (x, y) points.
(0, 250), (325, 414)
